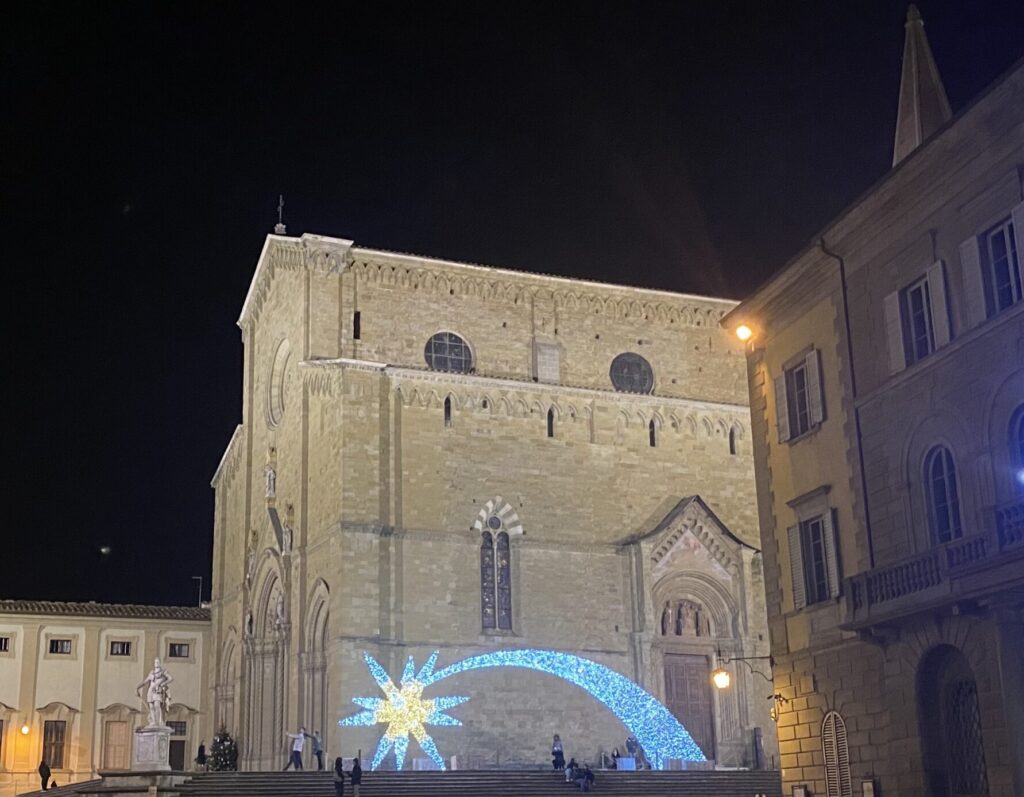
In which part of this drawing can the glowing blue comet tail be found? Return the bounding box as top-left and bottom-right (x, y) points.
(340, 649), (705, 770)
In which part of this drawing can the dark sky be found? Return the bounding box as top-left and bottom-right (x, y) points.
(4, 2), (1022, 606)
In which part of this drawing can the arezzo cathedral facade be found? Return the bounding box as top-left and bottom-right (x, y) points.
(208, 232), (774, 770)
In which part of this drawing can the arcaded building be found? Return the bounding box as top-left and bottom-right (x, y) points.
(724, 13), (1023, 797)
(208, 229), (776, 771)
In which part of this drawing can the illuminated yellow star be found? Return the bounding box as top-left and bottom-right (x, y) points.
(340, 652), (468, 770)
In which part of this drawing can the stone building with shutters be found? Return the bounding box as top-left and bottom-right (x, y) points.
(723, 11), (1024, 797)
(207, 225), (777, 772)
(0, 600), (211, 797)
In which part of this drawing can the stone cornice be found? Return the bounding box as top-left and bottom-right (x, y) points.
(211, 424), (245, 488)
(300, 358), (750, 417)
(238, 234), (354, 330)
(351, 251), (734, 330)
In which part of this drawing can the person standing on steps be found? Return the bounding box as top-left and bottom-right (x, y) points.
(195, 740), (207, 771)
(332, 757), (345, 797)
(312, 730), (324, 770)
(551, 734), (565, 770)
(350, 755), (362, 797)
(38, 760), (50, 791)
(283, 726), (308, 770)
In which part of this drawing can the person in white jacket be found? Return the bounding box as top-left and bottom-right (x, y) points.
(283, 727), (309, 770)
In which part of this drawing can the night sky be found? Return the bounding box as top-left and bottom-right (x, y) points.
(4, 2), (1022, 606)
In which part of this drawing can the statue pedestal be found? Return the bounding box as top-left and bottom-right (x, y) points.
(133, 725), (171, 772)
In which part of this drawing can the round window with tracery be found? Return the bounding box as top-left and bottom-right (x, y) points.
(424, 332), (473, 373)
(609, 352), (654, 394)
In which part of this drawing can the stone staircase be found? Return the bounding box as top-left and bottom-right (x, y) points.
(176, 769), (782, 797)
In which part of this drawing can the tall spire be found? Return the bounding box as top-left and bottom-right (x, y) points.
(892, 4), (952, 166)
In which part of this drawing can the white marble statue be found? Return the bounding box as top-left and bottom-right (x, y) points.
(282, 524), (293, 554)
(264, 465), (276, 498)
(136, 658), (174, 728)
(245, 609), (254, 637)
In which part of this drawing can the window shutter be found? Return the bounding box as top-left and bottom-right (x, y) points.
(836, 713), (852, 797)
(788, 524), (806, 610)
(959, 236), (986, 328)
(822, 712), (839, 797)
(824, 509), (841, 598)
(926, 260), (951, 348)
(883, 290), (906, 374)
(774, 374), (790, 443)
(806, 349), (824, 426)
(1012, 202), (1024, 287)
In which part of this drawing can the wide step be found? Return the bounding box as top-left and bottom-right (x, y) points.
(178, 770), (782, 797)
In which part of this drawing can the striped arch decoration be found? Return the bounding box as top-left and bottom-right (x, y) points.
(472, 496), (524, 536)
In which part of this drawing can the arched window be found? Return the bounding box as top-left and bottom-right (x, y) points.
(443, 396), (452, 428)
(480, 532), (495, 629)
(1012, 405), (1024, 495)
(424, 332), (473, 373)
(649, 419), (657, 447)
(547, 408), (555, 438)
(480, 517), (512, 631)
(610, 352), (654, 394)
(821, 711), (852, 797)
(925, 446), (963, 544)
(729, 427), (738, 455)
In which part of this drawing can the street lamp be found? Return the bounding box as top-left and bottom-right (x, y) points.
(711, 667), (732, 690)
(735, 324), (753, 342)
(20, 724), (29, 735)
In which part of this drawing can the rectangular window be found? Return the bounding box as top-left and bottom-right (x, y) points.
(168, 721), (187, 737)
(800, 517), (830, 605)
(786, 361), (811, 438)
(352, 311), (361, 340)
(899, 275), (935, 364)
(0, 636), (9, 653)
(43, 720), (66, 768)
(983, 218), (1022, 314)
(109, 640), (131, 657)
(168, 643), (190, 659)
(49, 639), (72, 655)
(787, 509), (840, 610)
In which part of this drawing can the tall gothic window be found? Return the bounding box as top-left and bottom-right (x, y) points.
(480, 516), (512, 631)
(925, 446), (963, 544)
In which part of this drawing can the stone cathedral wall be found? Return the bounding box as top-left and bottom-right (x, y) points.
(210, 238), (770, 770)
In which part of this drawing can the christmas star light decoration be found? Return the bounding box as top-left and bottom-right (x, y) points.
(339, 651), (468, 770)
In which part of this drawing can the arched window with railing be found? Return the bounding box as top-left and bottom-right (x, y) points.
(925, 446), (963, 544)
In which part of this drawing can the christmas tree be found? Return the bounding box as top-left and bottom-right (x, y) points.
(208, 727), (239, 771)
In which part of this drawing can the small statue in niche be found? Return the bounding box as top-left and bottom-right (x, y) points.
(275, 594), (286, 628)
(660, 602), (671, 636)
(282, 524), (292, 554)
(244, 609), (254, 637)
(264, 465), (276, 499)
(684, 602), (697, 635)
(675, 603), (685, 636)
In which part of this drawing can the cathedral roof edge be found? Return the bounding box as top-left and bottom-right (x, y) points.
(211, 424), (244, 487)
(350, 244), (740, 306)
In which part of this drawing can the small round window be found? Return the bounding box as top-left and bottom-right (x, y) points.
(610, 352), (654, 394)
(425, 332), (473, 373)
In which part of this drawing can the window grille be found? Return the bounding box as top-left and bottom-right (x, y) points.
(480, 522), (513, 631)
(49, 639), (72, 655)
(43, 720), (66, 768)
(109, 640), (131, 656)
(168, 643), (190, 658)
(945, 680), (989, 796)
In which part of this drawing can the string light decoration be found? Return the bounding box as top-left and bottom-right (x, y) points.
(339, 651), (468, 771)
(340, 648), (706, 770)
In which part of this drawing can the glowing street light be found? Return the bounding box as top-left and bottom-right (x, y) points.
(20, 724), (29, 735)
(735, 324), (753, 342)
(710, 667), (732, 690)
